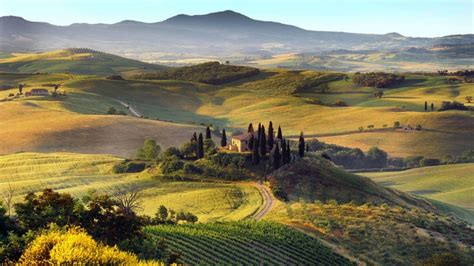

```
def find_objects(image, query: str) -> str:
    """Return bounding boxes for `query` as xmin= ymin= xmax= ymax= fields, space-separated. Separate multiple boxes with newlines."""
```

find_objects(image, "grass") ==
xmin=1 ymin=68 xmax=473 ymax=159
xmin=363 ymin=164 xmax=474 ymax=212
xmin=145 ymin=221 xmax=353 ymax=265
xmin=265 ymin=201 xmax=474 ymax=265
xmin=0 ymin=152 xmax=262 ymax=222
xmin=0 ymin=49 xmax=166 ymax=76
xmin=0 ymin=101 xmax=203 ymax=157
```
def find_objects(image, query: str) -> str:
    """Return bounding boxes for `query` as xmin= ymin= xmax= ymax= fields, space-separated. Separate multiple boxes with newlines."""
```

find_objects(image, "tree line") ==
xmin=352 ymin=72 xmax=405 ymax=88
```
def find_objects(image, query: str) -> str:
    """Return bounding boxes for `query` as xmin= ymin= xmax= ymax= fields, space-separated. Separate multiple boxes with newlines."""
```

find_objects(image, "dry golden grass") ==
xmin=0 ymin=102 xmax=203 ymax=157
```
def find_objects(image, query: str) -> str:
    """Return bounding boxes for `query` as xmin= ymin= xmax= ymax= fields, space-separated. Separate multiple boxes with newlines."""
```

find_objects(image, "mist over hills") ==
xmin=1 ymin=10 xmax=472 ymax=61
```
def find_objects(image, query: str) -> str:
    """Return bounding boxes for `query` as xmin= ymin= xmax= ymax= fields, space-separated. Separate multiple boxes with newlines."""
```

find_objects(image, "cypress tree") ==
xmin=298 ymin=132 xmax=305 ymax=158
xmin=221 ymin=129 xmax=227 ymax=147
xmin=197 ymin=133 xmax=204 ymax=158
xmin=273 ymin=143 xmax=281 ymax=170
xmin=192 ymin=132 xmax=198 ymax=142
xmin=277 ymin=126 xmax=283 ymax=140
xmin=252 ymin=138 xmax=260 ymax=165
xmin=248 ymin=123 xmax=254 ymax=133
xmin=424 ymin=101 xmax=428 ymax=111
xmin=205 ymin=126 xmax=212 ymax=139
xmin=306 ymin=143 xmax=309 ymax=152
xmin=267 ymin=121 xmax=274 ymax=149
xmin=281 ymin=139 xmax=288 ymax=164
xmin=249 ymin=134 xmax=255 ymax=150
xmin=260 ymin=125 xmax=267 ymax=156
xmin=286 ymin=140 xmax=291 ymax=163
xmin=431 ymin=103 xmax=434 ymax=111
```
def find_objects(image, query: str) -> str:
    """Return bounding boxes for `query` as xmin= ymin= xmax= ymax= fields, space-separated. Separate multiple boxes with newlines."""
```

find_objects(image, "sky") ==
xmin=0 ymin=0 xmax=472 ymax=37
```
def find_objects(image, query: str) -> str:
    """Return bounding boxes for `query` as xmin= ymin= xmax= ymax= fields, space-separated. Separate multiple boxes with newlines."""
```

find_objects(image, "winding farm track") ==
xmin=113 ymin=99 xmax=143 ymax=117
xmin=252 ymin=183 xmax=274 ymax=220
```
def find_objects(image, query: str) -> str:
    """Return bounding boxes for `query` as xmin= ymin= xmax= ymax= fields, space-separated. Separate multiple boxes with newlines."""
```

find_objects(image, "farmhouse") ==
xmin=26 ymin=88 xmax=49 ymax=96
xmin=229 ymin=132 xmax=258 ymax=152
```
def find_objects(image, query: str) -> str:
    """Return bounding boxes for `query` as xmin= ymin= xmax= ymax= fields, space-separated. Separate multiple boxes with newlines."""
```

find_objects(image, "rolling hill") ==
xmin=0 ymin=48 xmax=166 ymax=76
xmin=363 ymin=164 xmax=474 ymax=212
xmin=0 ymin=152 xmax=262 ymax=221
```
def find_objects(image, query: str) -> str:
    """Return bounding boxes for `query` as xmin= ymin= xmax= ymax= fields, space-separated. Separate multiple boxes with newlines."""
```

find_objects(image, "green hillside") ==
xmin=363 ymin=164 xmax=474 ymax=212
xmin=0 ymin=152 xmax=262 ymax=221
xmin=0 ymin=48 xmax=167 ymax=76
xmin=146 ymin=221 xmax=353 ymax=265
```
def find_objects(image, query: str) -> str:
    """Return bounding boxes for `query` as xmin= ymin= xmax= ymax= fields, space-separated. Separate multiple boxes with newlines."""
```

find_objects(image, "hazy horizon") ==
xmin=0 ymin=0 xmax=472 ymax=37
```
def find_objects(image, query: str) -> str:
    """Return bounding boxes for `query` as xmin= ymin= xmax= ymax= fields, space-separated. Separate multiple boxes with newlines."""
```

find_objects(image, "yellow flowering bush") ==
xmin=19 ymin=227 xmax=162 ymax=265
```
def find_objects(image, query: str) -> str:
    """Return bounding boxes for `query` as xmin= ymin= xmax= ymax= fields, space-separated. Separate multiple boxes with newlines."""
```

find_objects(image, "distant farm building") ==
xmin=26 ymin=88 xmax=49 ymax=96
xmin=401 ymin=125 xmax=414 ymax=131
xmin=229 ymin=132 xmax=256 ymax=152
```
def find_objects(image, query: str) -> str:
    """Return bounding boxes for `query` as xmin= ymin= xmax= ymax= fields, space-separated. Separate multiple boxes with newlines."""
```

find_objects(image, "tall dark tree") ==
xmin=424 ymin=101 xmax=428 ymax=111
xmin=220 ymin=129 xmax=227 ymax=147
xmin=18 ymin=84 xmax=24 ymax=94
xmin=252 ymin=138 xmax=260 ymax=165
xmin=259 ymin=125 xmax=267 ymax=156
xmin=273 ymin=143 xmax=281 ymax=170
xmin=306 ymin=143 xmax=309 ymax=152
xmin=191 ymin=132 xmax=198 ymax=142
xmin=281 ymin=139 xmax=288 ymax=164
xmin=248 ymin=123 xmax=254 ymax=133
xmin=286 ymin=140 xmax=291 ymax=163
xmin=205 ymin=126 xmax=212 ymax=139
xmin=431 ymin=103 xmax=434 ymax=111
xmin=197 ymin=133 xmax=204 ymax=158
xmin=277 ymin=126 xmax=283 ymax=140
xmin=249 ymin=134 xmax=255 ymax=150
xmin=267 ymin=121 xmax=274 ymax=149
xmin=298 ymin=132 xmax=305 ymax=158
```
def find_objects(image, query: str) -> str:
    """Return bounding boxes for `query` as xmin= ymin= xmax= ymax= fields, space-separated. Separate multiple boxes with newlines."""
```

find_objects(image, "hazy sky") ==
xmin=0 ymin=0 xmax=472 ymax=37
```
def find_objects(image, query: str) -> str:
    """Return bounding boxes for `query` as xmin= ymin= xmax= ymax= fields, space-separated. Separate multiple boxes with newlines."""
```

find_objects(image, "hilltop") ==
xmin=0 ymin=48 xmax=166 ymax=76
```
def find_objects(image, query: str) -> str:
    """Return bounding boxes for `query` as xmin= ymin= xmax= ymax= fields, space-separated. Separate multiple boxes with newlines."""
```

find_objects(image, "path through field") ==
xmin=114 ymin=99 xmax=142 ymax=117
xmin=252 ymin=183 xmax=274 ymax=220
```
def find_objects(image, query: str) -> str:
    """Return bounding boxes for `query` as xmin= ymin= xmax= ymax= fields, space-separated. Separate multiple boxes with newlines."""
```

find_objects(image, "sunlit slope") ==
xmin=364 ymin=163 xmax=474 ymax=211
xmin=0 ymin=49 xmax=166 ymax=75
xmin=0 ymin=102 xmax=202 ymax=157
xmin=0 ymin=152 xmax=262 ymax=221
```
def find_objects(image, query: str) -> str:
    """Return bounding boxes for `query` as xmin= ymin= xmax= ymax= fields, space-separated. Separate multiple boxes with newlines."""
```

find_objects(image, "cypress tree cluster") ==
xmin=277 ymin=126 xmax=283 ymax=140
xmin=248 ymin=123 xmax=254 ymax=133
xmin=259 ymin=125 xmax=267 ymax=156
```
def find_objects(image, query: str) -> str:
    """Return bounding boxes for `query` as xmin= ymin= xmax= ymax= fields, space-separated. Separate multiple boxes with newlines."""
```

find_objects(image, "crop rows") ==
xmin=145 ymin=221 xmax=353 ymax=265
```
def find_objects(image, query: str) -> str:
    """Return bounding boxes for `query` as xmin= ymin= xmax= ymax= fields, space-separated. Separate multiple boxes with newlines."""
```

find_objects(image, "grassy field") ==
xmin=145 ymin=221 xmax=352 ymax=265
xmin=0 ymin=152 xmax=262 ymax=221
xmin=0 ymin=49 xmax=166 ymax=76
xmin=363 ymin=164 xmax=474 ymax=212
xmin=1 ymin=65 xmax=473 ymax=159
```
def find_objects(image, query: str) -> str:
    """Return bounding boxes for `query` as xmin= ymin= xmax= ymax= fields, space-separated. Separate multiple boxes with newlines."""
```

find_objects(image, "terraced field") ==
xmin=146 ymin=221 xmax=353 ymax=265
xmin=0 ymin=152 xmax=262 ymax=221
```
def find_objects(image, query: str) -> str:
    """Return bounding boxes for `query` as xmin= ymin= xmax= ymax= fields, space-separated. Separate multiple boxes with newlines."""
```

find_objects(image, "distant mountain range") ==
xmin=1 ymin=10 xmax=472 ymax=60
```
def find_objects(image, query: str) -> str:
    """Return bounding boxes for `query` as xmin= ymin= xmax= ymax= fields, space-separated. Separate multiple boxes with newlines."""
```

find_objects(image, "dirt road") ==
xmin=252 ymin=182 xmax=274 ymax=220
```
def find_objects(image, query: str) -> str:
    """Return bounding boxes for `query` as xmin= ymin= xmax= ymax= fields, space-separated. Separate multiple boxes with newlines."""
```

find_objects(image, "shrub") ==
xmin=19 ymin=227 xmax=158 ymax=265
xmin=136 ymin=139 xmax=161 ymax=160
xmin=160 ymin=157 xmax=184 ymax=174
xmin=183 ymin=163 xmax=202 ymax=174
xmin=419 ymin=158 xmax=441 ymax=167
xmin=439 ymin=101 xmax=468 ymax=111
xmin=162 ymin=147 xmax=181 ymax=158
xmin=334 ymin=100 xmax=348 ymax=107
xmin=271 ymin=186 xmax=288 ymax=202
xmin=106 ymin=75 xmax=124 ymax=80
xmin=404 ymin=156 xmax=424 ymax=168
xmin=113 ymin=160 xmax=147 ymax=173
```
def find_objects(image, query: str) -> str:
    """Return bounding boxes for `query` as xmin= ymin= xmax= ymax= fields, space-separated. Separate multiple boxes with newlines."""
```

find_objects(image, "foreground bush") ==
xmin=20 ymin=227 xmax=161 ymax=265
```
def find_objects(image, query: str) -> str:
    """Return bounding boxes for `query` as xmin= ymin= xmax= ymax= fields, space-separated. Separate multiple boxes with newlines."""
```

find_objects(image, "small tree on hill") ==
xmin=18 ymin=84 xmax=24 ymax=94
xmin=136 ymin=138 xmax=161 ymax=160
xmin=466 ymin=96 xmax=473 ymax=103
xmin=431 ymin=103 xmax=434 ymax=111
xmin=374 ymin=90 xmax=384 ymax=98
xmin=298 ymin=132 xmax=305 ymax=158
xmin=252 ymin=138 xmax=260 ymax=165
xmin=424 ymin=101 xmax=428 ymax=111
xmin=220 ymin=129 xmax=227 ymax=147
xmin=393 ymin=121 xmax=400 ymax=128
xmin=205 ymin=126 xmax=212 ymax=139
xmin=273 ymin=143 xmax=281 ymax=170
xmin=197 ymin=133 xmax=204 ymax=158
xmin=277 ymin=126 xmax=283 ymax=140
